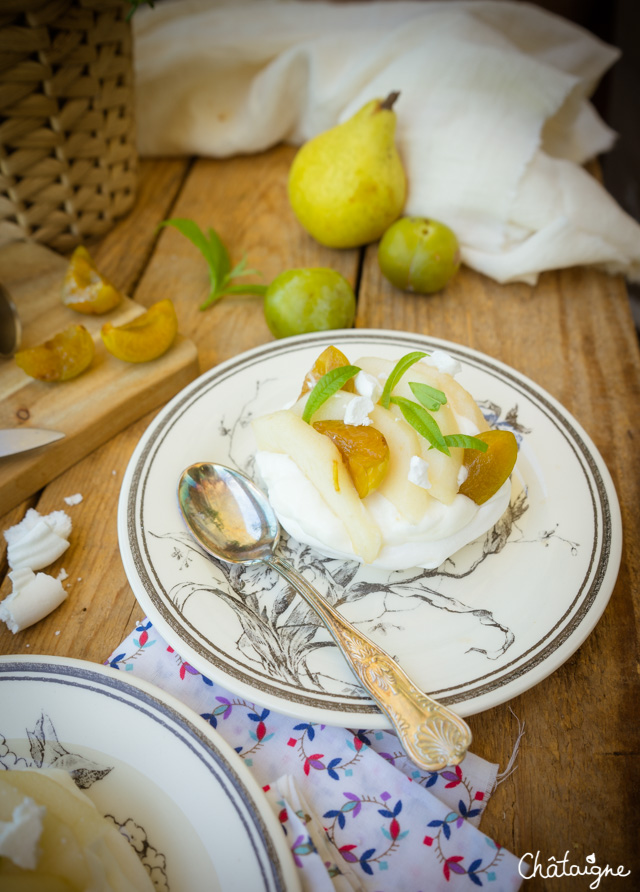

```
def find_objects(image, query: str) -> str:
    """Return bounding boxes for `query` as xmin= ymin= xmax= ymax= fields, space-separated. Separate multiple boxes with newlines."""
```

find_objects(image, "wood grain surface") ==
xmin=0 ymin=151 xmax=639 ymax=890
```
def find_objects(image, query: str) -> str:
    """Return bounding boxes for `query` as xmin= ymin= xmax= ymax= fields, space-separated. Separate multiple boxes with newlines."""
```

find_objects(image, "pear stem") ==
xmin=380 ymin=91 xmax=400 ymax=111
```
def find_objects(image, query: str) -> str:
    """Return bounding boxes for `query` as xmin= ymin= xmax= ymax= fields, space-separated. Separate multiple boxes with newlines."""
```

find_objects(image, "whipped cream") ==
xmin=255 ymin=451 xmax=510 ymax=570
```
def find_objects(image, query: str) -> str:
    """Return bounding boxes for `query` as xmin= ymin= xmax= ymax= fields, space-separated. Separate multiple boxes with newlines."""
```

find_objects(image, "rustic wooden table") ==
xmin=1 ymin=150 xmax=639 ymax=890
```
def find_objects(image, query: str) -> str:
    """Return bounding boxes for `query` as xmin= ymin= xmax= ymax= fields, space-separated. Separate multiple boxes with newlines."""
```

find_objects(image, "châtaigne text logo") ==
xmin=519 ymin=851 xmax=631 ymax=889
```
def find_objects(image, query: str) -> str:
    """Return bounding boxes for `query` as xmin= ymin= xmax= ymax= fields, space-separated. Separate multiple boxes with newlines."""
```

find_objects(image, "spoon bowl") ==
xmin=178 ymin=463 xmax=278 ymax=563
xmin=178 ymin=461 xmax=473 ymax=771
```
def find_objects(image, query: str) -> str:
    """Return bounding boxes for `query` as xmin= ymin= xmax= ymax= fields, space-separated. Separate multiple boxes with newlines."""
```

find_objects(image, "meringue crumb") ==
xmin=4 ymin=509 xmax=72 ymax=572
xmin=0 ymin=570 xmax=67 ymax=634
xmin=425 ymin=349 xmax=463 ymax=378
xmin=63 ymin=493 xmax=83 ymax=506
xmin=408 ymin=455 xmax=432 ymax=490
xmin=1 ymin=509 xmax=72 ymax=633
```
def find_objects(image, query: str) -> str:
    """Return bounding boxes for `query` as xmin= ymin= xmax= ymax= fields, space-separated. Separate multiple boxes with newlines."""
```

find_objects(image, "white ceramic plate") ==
xmin=0 ymin=656 xmax=299 ymax=892
xmin=118 ymin=330 xmax=622 ymax=726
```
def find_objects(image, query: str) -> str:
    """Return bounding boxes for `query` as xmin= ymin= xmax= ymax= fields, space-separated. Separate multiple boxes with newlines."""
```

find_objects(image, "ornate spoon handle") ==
xmin=266 ymin=555 xmax=472 ymax=771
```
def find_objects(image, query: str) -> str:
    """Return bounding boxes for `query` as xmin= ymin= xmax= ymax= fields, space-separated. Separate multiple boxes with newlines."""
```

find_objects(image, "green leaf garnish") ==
xmin=221 ymin=284 xmax=270 ymax=297
xmin=158 ymin=218 xmax=267 ymax=311
xmin=390 ymin=396 xmax=450 ymax=456
xmin=443 ymin=434 xmax=488 ymax=451
xmin=302 ymin=366 xmax=361 ymax=424
xmin=379 ymin=351 xmax=427 ymax=409
xmin=126 ymin=0 xmax=155 ymax=21
xmin=409 ymin=381 xmax=447 ymax=412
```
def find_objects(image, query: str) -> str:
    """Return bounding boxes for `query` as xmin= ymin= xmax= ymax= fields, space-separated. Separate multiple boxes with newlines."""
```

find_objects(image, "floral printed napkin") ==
xmin=106 ymin=619 xmax=524 ymax=891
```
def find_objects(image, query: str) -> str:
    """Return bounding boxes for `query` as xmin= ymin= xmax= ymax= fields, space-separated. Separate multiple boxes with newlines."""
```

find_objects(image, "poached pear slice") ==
xmin=252 ymin=409 xmax=382 ymax=563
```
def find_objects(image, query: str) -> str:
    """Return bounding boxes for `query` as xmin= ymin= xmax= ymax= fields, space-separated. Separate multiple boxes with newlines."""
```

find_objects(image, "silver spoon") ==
xmin=177 ymin=462 xmax=472 ymax=771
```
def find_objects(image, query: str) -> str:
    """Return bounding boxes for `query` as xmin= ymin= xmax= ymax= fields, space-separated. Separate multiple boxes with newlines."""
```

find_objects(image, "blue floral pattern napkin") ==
xmin=106 ymin=619 xmax=524 ymax=891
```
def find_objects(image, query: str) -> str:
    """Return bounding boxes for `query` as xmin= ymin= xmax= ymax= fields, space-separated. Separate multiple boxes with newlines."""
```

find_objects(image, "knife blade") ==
xmin=0 ymin=428 xmax=65 ymax=458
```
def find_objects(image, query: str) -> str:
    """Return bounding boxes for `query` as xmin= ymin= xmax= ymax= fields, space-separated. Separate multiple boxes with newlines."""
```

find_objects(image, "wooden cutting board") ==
xmin=0 ymin=242 xmax=200 ymax=515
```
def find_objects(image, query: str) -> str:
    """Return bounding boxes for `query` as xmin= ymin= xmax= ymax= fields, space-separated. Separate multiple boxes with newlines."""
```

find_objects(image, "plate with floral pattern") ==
xmin=117 ymin=330 xmax=622 ymax=726
xmin=0 ymin=656 xmax=299 ymax=891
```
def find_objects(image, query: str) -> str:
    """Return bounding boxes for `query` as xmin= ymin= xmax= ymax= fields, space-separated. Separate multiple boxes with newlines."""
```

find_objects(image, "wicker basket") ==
xmin=0 ymin=0 xmax=138 ymax=252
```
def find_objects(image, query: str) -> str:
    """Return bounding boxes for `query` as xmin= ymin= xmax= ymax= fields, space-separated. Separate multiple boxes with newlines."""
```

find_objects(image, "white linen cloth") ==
xmin=131 ymin=0 xmax=640 ymax=285
xmin=106 ymin=618 xmax=526 ymax=891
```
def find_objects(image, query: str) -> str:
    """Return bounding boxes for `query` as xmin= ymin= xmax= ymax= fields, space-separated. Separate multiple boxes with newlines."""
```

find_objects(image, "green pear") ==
xmin=288 ymin=93 xmax=406 ymax=249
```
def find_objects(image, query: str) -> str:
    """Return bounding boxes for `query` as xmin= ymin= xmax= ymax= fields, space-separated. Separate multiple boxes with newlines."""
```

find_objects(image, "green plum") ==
xmin=378 ymin=217 xmax=461 ymax=293
xmin=264 ymin=268 xmax=356 ymax=338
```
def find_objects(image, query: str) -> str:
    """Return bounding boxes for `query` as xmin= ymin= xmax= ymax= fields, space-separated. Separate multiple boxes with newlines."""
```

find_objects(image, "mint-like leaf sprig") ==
xmin=379 ymin=351 xmax=427 ymax=409
xmin=391 ymin=397 xmax=489 ymax=456
xmin=159 ymin=218 xmax=266 ymax=311
xmin=380 ymin=351 xmax=488 ymax=455
xmin=444 ymin=434 xmax=488 ymax=451
xmin=409 ymin=380 xmax=447 ymax=411
xmin=391 ymin=396 xmax=450 ymax=454
xmin=302 ymin=365 xmax=361 ymax=424
xmin=126 ymin=0 xmax=155 ymax=20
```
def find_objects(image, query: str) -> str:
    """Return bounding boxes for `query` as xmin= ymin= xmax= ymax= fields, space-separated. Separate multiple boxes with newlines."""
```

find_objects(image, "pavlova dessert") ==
xmin=253 ymin=346 xmax=517 ymax=570
xmin=0 ymin=768 xmax=154 ymax=889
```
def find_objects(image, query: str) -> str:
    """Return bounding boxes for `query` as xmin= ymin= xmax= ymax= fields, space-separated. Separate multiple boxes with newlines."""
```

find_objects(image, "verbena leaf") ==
xmin=443 ymin=434 xmax=488 ymax=451
xmin=235 ymin=267 xmax=263 ymax=279
xmin=221 ymin=284 xmax=268 ymax=296
xmin=126 ymin=0 xmax=154 ymax=21
xmin=379 ymin=352 xmax=427 ymax=408
xmin=160 ymin=217 xmax=265 ymax=312
xmin=207 ymin=227 xmax=231 ymax=282
xmin=302 ymin=366 xmax=361 ymax=423
xmin=229 ymin=256 xmax=248 ymax=277
xmin=159 ymin=218 xmax=214 ymax=268
xmin=409 ymin=381 xmax=447 ymax=412
xmin=228 ymin=256 xmax=262 ymax=279
xmin=390 ymin=396 xmax=450 ymax=455
xmin=199 ymin=292 xmax=224 ymax=311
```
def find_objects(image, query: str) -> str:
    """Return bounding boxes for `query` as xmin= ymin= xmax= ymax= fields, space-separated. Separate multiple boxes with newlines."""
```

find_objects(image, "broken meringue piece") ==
xmin=4 ymin=508 xmax=71 ymax=571
xmin=0 ymin=569 xmax=67 ymax=634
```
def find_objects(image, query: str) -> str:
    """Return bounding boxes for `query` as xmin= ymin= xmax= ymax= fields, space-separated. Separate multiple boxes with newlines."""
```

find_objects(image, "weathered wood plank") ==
xmin=132 ymin=146 xmax=359 ymax=370
xmin=0 ymin=157 xmax=193 ymax=645
xmin=357 ymin=243 xmax=640 ymax=889
xmin=1 ymin=146 xmax=638 ymax=890
xmin=0 ymin=146 xmax=359 ymax=656
xmin=0 ymin=413 xmax=153 ymax=661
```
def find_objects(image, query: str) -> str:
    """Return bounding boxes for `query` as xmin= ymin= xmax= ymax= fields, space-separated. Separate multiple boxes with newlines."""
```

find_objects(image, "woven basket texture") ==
xmin=0 ymin=0 xmax=138 ymax=252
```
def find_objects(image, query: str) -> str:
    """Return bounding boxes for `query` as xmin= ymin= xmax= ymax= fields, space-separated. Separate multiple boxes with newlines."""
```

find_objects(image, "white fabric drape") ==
xmin=132 ymin=0 xmax=640 ymax=285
